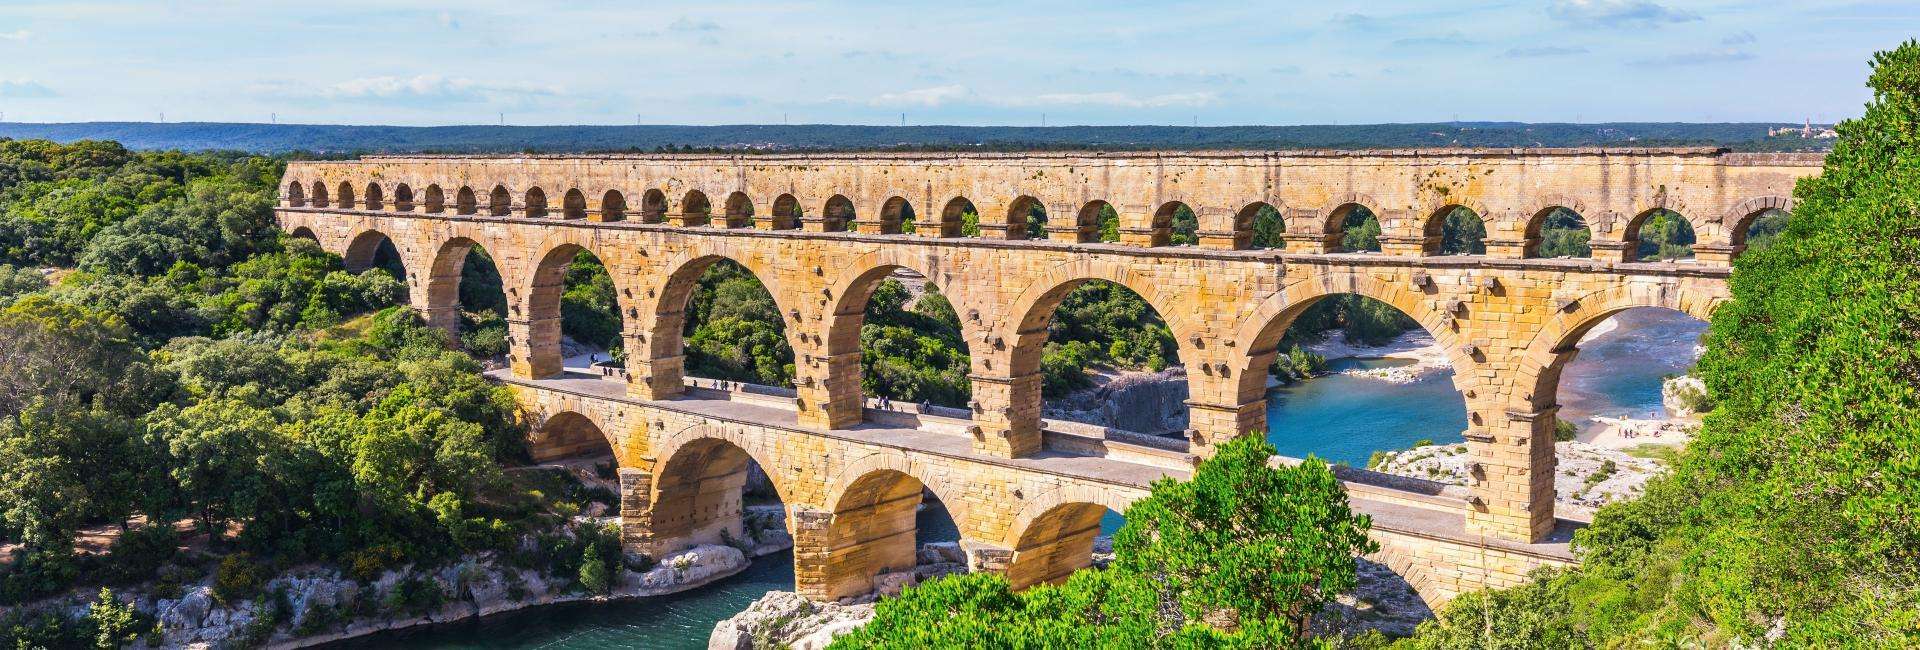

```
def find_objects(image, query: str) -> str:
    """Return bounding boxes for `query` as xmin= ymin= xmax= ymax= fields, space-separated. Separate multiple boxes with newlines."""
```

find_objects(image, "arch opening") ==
xmin=941 ymin=197 xmax=976 ymax=237
xmin=1021 ymin=279 xmax=1185 ymax=436
xmin=1332 ymin=204 xmax=1381 ymax=253
xmin=522 ymin=245 xmax=624 ymax=377
xmin=667 ymin=259 xmax=795 ymax=389
xmin=529 ymin=411 xmax=615 ymax=464
xmin=524 ymin=187 xmax=549 ymax=218
xmin=768 ymin=194 xmax=801 ymax=230
xmin=1083 ymin=201 xmax=1121 ymax=243
xmin=723 ymin=192 xmax=754 ymax=228
xmin=1734 ymin=208 xmax=1791 ymax=254
xmin=562 ymin=189 xmax=587 ymax=220
xmin=640 ymin=189 xmax=669 ymax=223
xmin=1528 ymin=207 xmax=1592 ymax=258
xmin=364 ymin=182 xmax=385 ymax=211
xmin=285 ymin=181 xmax=306 ymax=207
xmin=1431 ymin=205 xmax=1487 ymax=255
xmin=881 ymin=196 xmax=915 ymax=234
xmin=824 ymin=195 xmax=856 ymax=232
xmin=1240 ymin=202 xmax=1285 ymax=250
xmin=342 ymin=230 xmax=407 ymax=285
xmin=311 ymin=181 xmax=330 ymax=208
xmin=393 ymin=184 xmax=414 ymax=212
xmin=1006 ymin=502 xmax=1126 ymax=590
xmin=647 ymin=436 xmax=792 ymax=566
xmin=599 ymin=190 xmax=627 ymax=222
xmin=1539 ymin=307 xmax=1712 ymax=452
xmin=1011 ymin=195 xmax=1047 ymax=240
xmin=1628 ymin=209 xmax=1696 ymax=261
xmin=831 ymin=265 xmax=974 ymax=417
xmin=1157 ymin=201 xmax=1198 ymax=246
xmin=337 ymin=182 xmax=357 ymax=211
xmin=489 ymin=185 xmax=511 ymax=216
xmin=455 ymin=187 xmax=478 ymax=215
xmin=442 ymin=241 xmax=509 ymax=360
xmin=424 ymin=185 xmax=445 ymax=214
xmin=679 ymin=190 xmax=712 ymax=226
xmin=823 ymin=469 xmax=962 ymax=600
xmin=288 ymin=226 xmax=318 ymax=241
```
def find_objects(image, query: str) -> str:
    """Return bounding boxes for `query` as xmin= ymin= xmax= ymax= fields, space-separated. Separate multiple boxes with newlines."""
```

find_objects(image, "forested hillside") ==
xmin=0 ymin=121 xmax=1833 ymax=154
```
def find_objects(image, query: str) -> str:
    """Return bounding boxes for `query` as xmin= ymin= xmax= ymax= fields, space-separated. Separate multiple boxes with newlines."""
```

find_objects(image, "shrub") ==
xmin=212 ymin=553 xmax=267 ymax=605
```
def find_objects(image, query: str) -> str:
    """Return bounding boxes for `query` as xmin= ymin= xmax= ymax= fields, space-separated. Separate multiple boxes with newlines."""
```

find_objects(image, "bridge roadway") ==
xmin=496 ymin=357 xmax=1577 ymax=607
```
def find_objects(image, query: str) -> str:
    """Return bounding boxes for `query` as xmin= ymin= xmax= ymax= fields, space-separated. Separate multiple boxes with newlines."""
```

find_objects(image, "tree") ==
xmin=145 ymin=399 xmax=277 ymax=548
xmin=836 ymin=436 xmax=1375 ymax=647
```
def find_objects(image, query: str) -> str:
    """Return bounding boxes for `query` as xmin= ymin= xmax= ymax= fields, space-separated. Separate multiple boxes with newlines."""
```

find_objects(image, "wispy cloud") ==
xmin=871 ymin=84 xmax=970 ymax=107
xmin=255 ymin=75 xmax=563 ymax=105
xmin=1504 ymin=45 xmax=1590 ymax=58
xmin=0 ymin=29 xmax=31 ymax=42
xmin=1332 ymin=13 xmax=1380 ymax=29
xmin=0 ymin=78 xmax=55 ymax=98
xmin=1547 ymin=0 xmax=1700 ymax=28
xmin=1633 ymin=49 xmax=1755 ymax=67
xmin=669 ymin=16 xmax=722 ymax=32
xmin=1722 ymin=31 xmax=1757 ymax=45
xmin=1009 ymin=92 xmax=1219 ymax=109
xmin=1394 ymin=32 xmax=1475 ymax=47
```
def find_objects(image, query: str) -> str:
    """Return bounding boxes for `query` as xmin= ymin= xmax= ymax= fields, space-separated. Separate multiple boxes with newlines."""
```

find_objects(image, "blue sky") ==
xmin=0 ymin=1 xmax=1912 ymax=126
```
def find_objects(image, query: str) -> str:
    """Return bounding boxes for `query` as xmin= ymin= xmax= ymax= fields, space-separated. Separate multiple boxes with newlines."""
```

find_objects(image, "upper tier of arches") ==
xmin=279 ymin=151 xmax=1820 ymax=265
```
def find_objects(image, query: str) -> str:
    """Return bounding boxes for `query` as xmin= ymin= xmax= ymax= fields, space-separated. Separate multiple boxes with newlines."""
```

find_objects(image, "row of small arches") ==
xmin=284 ymin=179 xmax=1785 ymax=258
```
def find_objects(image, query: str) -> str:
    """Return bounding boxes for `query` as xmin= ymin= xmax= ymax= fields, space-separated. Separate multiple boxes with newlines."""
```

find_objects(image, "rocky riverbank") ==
xmin=1044 ymin=367 xmax=1190 ymax=435
xmin=1371 ymin=440 xmax=1671 ymax=518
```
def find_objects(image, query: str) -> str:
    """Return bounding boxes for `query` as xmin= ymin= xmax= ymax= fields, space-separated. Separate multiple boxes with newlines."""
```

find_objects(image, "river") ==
xmin=371 ymin=308 xmax=1705 ymax=649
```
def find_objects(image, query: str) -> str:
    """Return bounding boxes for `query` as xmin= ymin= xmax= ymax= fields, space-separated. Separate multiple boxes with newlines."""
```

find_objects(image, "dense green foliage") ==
xmin=834 ymin=436 xmax=1375 ymax=648
xmin=681 ymin=260 xmax=795 ymax=386
xmin=1438 ymin=207 xmax=1486 ymax=255
xmin=1535 ymin=208 xmax=1592 ymax=258
xmin=1404 ymin=42 xmax=1920 ymax=647
xmin=1633 ymin=209 xmax=1696 ymax=261
xmin=0 ymin=140 xmax=623 ymax=633
xmin=861 ymin=279 xmax=971 ymax=407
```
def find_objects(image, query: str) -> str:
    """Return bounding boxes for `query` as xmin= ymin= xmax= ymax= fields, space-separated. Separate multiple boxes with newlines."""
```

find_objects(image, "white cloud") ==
xmin=1633 ymin=49 xmax=1755 ymax=67
xmin=1007 ymin=92 xmax=1219 ymax=109
xmin=872 ymin=84 xmax=971 ymax=107
xmin=1547 ymin=0 xmax=1700 ymax=28
xmin=283 ymin=75 xmax=563 ymax=104
xmin=0 ymin=29 xmax=31 ymax=41
xmin=0 ymin=78 xmax=55 ymax=98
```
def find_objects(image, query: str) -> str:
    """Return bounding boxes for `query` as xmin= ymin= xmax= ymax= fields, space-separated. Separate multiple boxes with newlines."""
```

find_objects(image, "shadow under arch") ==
xmin=1003 ymin=488 xmax=1133 ymax=590
xmin=287 ymin=226 xmax=318 ymax=241
xmin=646 ymin=425 xmax=795 ymax=559
xmin=529 ymin=410 xmax=615 ymax=463
xmin=820 ymin=251 xmax=980 ymax=421
xmin=816 ymin=454 xmax=969 ymax=600
xmin=342 ymin=228 xmax=407 ymax=279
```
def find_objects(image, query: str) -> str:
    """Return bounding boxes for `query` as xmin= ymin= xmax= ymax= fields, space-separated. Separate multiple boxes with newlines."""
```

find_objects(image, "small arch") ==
xmin=524 ymin=187 xmax=549 ymax=218
xmin=311 ymin=181 xmax=330 ymax=208
xmin=1155 ymin=201 xmax=1197 ymax=246
xmin=935 ymin=197 xmax=976 ymax=237
xmin=823 ymin=194 xmax=856 ymax=232
xmin=288 ymin=226 xmax=318 ymax=241
xmin=342 ymin=229 xmax=407 ymax=283
xmin=529 ymin=411 xmax=613 ymax=463
xmin=1624 ymin=208 xmax=1696 ymax=261
xmin=364 ymin=182 xmax=385 ymax=211
xmin=679 ymin=190 xmax=712 ymax=226
xmin=1526 ymin=207 xmax=1592 ymax=258
xmin=768 ymin=194 xmax=801 ymax=230
xmin=879 ymin=196 xmax=914 ymax=234
xmin=641 ymin=189 xmax=669 ymax=223
xmin=599 ymin=190 xmax=627 ymax=222
xmin=489 ymin=185 xmax=511 ymax=216
xmin=285 ymin=181 xmax=306 ymax=207
xmin=423 ymin=185 xmax=446 ymax=214
xmin=1239 ymin=201 xmax=1285 ymax=249
xmin=336 ymin=182 xmax=357 ymax=211
xmin=1010 ymin=195 xmax=1047 ymax=240
xmin=1428 ymin=205 xmax=1487 ymax=255
xmin=723 ymin=191 xmax=754 ymax=228
xmin=455 ymin=186 xmax=477 ymax=215
xmin=1080 ymin=200 xmax=1119 ymax=243
xmin=393 ymin=184 xmax=414 ymax=212
xmin=821 ymin=466 xmax=956 ymax=600
xmin=1005 ymin=499 xmax=1126 ymax=590
xmin=561 ymin=189 xmax=587 ymax=220
xmin=1725 ymin=196 xmax=1794 ymax=253
xmin=1331 ymin=203 xmax=1382 ymax=253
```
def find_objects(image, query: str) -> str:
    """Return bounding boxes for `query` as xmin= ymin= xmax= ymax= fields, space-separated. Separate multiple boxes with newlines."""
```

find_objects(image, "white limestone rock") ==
xmin=1662 ymin=374 xmax=1711 ymax=417
xmin=709 ymin=590 xmax=876 ymax=650
xmin=1371 ymin=441 xmax=1669 ymax=517
xmin=624 ymin=544 xmax=747 ymax=595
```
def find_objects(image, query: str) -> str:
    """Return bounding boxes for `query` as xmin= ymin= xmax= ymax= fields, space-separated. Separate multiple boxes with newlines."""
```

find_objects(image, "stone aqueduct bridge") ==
xmin=276 ymin=148 xmax=1821 ymax=605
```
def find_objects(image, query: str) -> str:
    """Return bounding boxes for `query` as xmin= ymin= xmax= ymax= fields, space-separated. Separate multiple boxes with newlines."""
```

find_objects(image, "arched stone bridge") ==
xmin=276 ymin=148 xmax=1820 ymax=605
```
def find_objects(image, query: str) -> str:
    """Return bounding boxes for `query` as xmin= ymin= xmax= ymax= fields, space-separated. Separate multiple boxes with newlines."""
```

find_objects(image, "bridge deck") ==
xmin=488 ymin=359 xmax=1579 ymax=563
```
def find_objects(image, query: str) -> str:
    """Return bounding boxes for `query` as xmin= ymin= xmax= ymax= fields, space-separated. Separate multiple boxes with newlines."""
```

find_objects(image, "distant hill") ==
xmin=0 ymin=121 xmax=1836 ymax=154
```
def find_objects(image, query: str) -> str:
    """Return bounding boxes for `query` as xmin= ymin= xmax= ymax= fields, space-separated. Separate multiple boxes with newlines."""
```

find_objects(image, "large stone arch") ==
xmin=1722 ymin=195 xmax=1794 ymax=249
xmin=629 ymin=244 xmax=800 ymax=401
xmin=419 ymin=227 xmax=511 ymax=338
xmin=817 ymin=250 xmax=983 ymax=427
xmin=812 ymin=452 xmax=972 ymax=600
xmin=1002 ymin=485 xmax=1136 ymax=590
xmin=1511 ymin=282 xmax=1722 ymax=413
xmin=1225 ymin=268 xmax=1465 ymax=438
xmin=341 ymin=228 xmax=406 ymax=277
xmin=641 ymin=423 xmax=796 ymax=556
xmin=508 ymin=231 xmax=633 ymax=379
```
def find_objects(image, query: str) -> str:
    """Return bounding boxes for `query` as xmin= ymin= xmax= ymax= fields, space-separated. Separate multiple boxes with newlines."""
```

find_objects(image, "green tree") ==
xmin=1535 ymin=208 xmax=1592 ymax=258
xmin=145 ymin=399 xmax=277 ymax=548
xmin=1341 ymin=207 xmax=1382 ymax=252
xmin=1438 ymin=207 xmax=1487 ymax=254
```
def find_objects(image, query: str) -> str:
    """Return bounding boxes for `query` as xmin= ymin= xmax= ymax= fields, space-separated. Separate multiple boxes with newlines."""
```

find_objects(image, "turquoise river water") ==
xmin=353 ymin=308 xmax=1705 ymax=649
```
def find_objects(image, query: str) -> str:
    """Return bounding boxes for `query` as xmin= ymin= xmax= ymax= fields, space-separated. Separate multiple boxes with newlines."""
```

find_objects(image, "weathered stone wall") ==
xmin=276 ymin=149 xmax=1817 ymax=596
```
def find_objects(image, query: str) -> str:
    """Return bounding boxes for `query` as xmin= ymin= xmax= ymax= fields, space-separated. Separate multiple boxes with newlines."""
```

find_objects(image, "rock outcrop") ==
xmin=1045 ymin=368 xmax=1189 ymax=435
xmin=1371 ymin=441 xmax=1668 ymax=517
